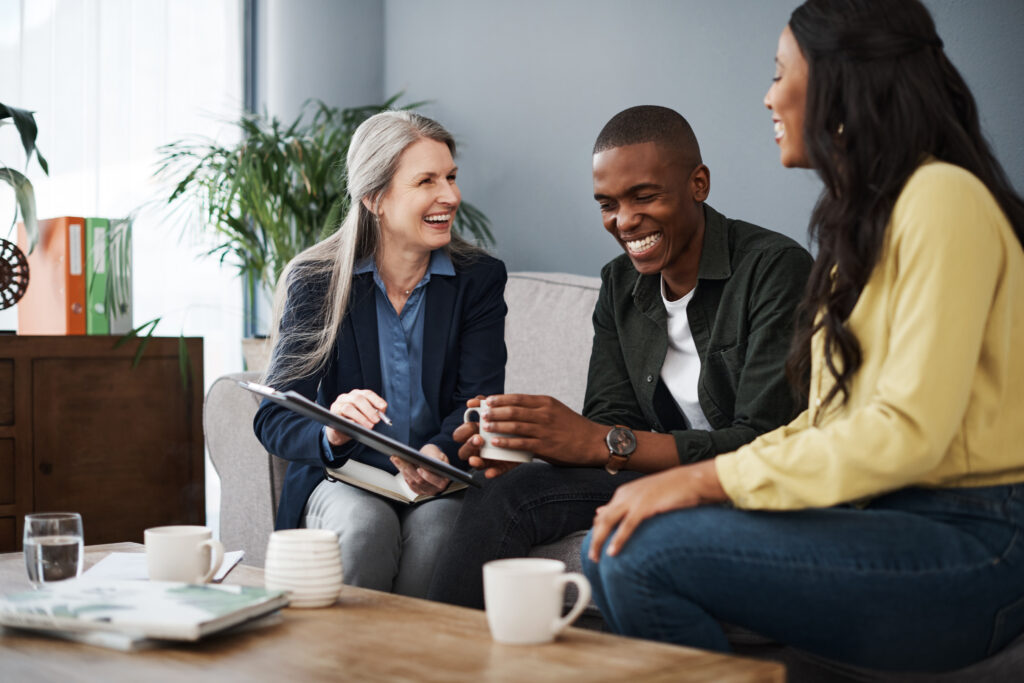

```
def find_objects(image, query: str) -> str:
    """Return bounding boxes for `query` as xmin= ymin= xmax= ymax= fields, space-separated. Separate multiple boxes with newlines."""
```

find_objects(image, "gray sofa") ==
xmin=205 ymin=271 xmax=601 ymax=570
xmin=205 ymin=270 xmax=1023 ymax=681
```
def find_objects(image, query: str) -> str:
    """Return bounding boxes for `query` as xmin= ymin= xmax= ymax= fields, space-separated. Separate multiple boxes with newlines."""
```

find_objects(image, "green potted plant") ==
xmin=156 ymin=95 xmax=494 ymax=369
xmin=1 ymin=102 xmax=48 ymax=252
xmin=0 ymin=103 xmax=47 ymax=316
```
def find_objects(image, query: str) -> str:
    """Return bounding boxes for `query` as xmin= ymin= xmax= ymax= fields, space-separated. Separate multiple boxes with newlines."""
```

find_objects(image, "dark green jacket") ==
xmin=582 ymin=204 xmax=813 ymax=464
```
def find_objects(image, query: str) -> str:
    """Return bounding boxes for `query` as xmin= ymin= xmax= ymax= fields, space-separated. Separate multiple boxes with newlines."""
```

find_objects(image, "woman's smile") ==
xmin=764 ymin=26 xmax=810 ymax=168
xmin=423 ymin=211 xmax=454 ymax=229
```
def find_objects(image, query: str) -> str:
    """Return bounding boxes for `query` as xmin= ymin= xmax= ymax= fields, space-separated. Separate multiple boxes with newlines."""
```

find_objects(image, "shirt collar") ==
xmin=354 ymin=248 xmax=455 ymax=287
xmin=631 ymin=203 xmax=730 ymax=306
xmin=427 ymin=248 xmax=456 ymax=277
xmin=696 ymin=204 xmax=731 ymax=281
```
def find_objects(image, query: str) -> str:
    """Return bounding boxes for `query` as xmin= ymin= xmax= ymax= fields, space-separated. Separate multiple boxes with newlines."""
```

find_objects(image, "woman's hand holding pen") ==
xmin=325 ymin=389 xmax=389 ymax=447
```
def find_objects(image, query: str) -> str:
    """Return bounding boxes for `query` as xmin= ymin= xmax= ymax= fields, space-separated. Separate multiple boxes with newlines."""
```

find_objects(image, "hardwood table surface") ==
xmin=0 ymin=543 xmax=784 ymax=682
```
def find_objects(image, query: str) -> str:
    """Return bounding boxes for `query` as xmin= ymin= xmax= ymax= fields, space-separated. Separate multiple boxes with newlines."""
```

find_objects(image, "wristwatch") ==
xmin=604 ymin=425 xmax=637 ymax=475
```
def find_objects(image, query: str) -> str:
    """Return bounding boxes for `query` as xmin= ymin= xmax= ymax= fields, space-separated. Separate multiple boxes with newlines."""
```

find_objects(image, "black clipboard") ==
xmin=239 ymin=381 xmax=479 ymax=488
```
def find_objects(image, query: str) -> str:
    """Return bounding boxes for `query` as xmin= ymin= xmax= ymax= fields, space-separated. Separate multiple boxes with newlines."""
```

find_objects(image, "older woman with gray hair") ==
xmin=254 ymin=111 xmax=507 ymax=597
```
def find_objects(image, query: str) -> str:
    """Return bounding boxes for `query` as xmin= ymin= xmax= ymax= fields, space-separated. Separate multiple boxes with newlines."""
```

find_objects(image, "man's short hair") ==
xmin=593 ymin=105 xmax=702 ymax=164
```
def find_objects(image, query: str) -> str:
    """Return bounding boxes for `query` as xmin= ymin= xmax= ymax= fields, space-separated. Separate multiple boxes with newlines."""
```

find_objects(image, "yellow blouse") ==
xmin=716 ymin=161 xmax=1024 ymax=509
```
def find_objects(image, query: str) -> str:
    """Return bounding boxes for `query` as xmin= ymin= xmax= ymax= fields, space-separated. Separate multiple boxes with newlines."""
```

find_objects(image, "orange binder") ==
xmin=16 ymin=217 xmax=87 ymax=335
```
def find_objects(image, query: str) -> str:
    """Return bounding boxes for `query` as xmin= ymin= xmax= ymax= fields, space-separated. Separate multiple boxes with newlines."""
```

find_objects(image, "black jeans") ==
xmin=426 ymin=462 xmax=643 ymax=608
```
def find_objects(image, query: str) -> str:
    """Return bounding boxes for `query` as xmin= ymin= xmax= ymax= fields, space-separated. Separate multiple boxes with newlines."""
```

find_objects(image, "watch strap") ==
xmin=604 ymin=424 xmax=635 ymax=475
xmin=605 ymin=452 xmax=629 ymax=475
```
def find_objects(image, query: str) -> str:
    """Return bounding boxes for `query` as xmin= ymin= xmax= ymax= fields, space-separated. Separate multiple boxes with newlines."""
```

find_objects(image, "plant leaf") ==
xmin=0 ymin=102 xmax=48 ymax=173
xmin=0 ymin=167 xmax=39 ymax=252
xmin=178 ymin=334 xmax=191 ymax=389
xmin=456 ymin=200 xmax=495 ymax=246
xmin=318 ymin=197 xmax=346 ymax=242
xmin=113 ymin=317 xmax=160 ymax=349
xmin=131 ymin=334 xmax=153 ymax=368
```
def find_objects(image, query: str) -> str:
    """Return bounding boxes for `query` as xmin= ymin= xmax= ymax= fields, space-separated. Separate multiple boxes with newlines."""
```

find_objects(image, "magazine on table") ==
xmin=0 ymin=578 xmax=288 ymax=644
xmin=0 ymin=611 xmax=283 ymax=652
xmin=238 ymin=381 xmax=479 ymax=500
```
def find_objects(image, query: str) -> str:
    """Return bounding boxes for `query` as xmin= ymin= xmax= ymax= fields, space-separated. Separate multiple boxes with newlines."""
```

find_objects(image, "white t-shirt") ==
xmin=660 ymin=278 xmax=712 ymax=431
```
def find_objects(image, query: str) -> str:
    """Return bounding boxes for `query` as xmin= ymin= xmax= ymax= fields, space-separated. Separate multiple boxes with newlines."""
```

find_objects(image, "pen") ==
xmin=376 ymin=410 xmax=393 ymax=426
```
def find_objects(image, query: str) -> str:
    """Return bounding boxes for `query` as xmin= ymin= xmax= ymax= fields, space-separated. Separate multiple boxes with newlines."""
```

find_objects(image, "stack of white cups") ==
xmin=264 ymin=529 xmax=343 ymax=608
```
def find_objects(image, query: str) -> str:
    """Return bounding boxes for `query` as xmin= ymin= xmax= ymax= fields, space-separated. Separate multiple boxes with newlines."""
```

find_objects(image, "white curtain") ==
xmin=0 ymin=0 xmax=246 ymax=528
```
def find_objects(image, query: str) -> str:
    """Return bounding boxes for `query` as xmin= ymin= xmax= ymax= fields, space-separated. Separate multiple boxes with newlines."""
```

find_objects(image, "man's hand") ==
xmin=325 ymin=389 xmax=387 ymax=447
xmin=390 ymin=444 xmax=451 ymax=497
xmin=454 ymin=397 xmax=521 ymax=478
xmin=481 ymin=394 xmax=607 ymax=467
xmin=587 ymin=459 xmax=728 ymax=561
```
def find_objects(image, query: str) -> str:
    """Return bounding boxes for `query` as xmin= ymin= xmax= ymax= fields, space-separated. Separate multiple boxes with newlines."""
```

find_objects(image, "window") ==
xmin=1 ymin=0 xmax=246 ymax=528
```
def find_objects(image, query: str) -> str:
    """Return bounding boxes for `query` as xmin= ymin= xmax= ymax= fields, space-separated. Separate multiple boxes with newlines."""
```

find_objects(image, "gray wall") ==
xmin=259 ymin=0 xmax=1024 ymax=275
xmin=256 ymin=0 xmax=384 ymax=122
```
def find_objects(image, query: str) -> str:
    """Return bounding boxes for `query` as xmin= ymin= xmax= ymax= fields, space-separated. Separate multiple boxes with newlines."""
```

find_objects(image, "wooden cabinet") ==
xmin=0 ymin=336 xmax=204 ymax=551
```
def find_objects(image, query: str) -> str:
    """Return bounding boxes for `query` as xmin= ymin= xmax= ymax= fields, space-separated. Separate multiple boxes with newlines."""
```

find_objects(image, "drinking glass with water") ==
xmin=23 ymin=512 xmax=84 ymax=587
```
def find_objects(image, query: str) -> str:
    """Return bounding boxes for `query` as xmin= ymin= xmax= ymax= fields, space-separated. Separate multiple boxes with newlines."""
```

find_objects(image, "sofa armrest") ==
xmin=204 ymin=371 xmax=284 ymax=566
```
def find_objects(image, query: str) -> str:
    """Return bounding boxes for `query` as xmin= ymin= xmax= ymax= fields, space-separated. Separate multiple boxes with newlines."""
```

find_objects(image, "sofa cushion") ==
xmin=504 ymin=272 xmax=600 ymax=412
xmin=528 ymin=530 xmax=588 ymax=571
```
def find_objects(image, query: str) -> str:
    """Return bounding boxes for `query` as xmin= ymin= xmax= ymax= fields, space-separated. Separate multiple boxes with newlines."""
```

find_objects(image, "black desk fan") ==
xmin=0 ymin=238 xmax=29 ymax=310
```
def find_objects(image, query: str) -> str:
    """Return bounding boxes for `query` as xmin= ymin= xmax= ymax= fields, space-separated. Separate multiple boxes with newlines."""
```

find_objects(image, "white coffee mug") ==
xmin=464 ymin=404 xmax=534 ymax=463
xmin=145 ymin=525 xmax=224 ymax=583
xmin=483 ymin=558 xmax=591 ymax=644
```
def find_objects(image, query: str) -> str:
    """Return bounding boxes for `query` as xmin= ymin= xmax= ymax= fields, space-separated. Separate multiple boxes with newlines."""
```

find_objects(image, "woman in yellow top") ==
xmin=581 ymin=0 xmax=1024 ymax=673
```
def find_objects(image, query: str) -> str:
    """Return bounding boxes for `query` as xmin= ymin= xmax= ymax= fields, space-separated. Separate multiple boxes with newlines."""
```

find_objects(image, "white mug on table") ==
xmin=145 ymin=525 xmax=224 ymax=583
xmin=483 ymin=558 xmax=591 ymax=644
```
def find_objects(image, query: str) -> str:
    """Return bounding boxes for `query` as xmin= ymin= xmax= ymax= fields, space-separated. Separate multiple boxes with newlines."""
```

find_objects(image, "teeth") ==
xmin=424 ymin=214 xmax=451 ymax=224
xmin=625 ymin=233 xmax=661 ymax=253
xmin=774 ymin=121 xmax=785 ymax=140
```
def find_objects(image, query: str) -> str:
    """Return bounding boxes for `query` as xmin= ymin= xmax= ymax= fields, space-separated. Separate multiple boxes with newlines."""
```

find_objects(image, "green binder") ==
xmin=85 ymin=217 xmax=110 ymax=334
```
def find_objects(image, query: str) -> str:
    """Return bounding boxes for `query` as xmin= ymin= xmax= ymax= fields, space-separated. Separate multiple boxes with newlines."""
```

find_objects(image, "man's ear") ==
xmin=690 ymin=164 xmax=711 ymax=202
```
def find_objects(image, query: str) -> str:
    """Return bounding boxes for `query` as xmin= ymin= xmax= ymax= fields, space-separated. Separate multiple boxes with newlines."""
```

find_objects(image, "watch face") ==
xmin=608 ymin=427 xmax=637 ymax=456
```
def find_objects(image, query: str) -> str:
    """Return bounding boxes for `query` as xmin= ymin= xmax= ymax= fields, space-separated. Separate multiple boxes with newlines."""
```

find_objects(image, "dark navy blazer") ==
xmin=253 ymin=254 xmax=508 ymax=530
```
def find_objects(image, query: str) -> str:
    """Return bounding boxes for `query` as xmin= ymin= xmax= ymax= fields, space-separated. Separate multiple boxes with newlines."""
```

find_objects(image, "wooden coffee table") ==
xmin=0 ymin=543 xmax=784 ymax=682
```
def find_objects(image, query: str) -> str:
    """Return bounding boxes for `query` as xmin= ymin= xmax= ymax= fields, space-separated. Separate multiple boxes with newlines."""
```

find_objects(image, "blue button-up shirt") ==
xmin=321 ymin=249 xmax=455 ymax=472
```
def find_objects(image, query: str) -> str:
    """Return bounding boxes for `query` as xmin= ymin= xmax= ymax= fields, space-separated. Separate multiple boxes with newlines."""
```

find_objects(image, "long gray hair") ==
xmin=263 ymin=110 xmax=481 ymax=388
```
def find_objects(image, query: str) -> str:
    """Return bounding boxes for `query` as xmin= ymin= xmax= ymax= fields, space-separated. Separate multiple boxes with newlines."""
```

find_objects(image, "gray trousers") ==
xmin=303 ymin=478 xmax=464 ymax=598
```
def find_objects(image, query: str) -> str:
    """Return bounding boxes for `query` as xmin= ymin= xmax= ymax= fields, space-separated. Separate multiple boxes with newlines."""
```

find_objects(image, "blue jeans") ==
xmin=581 ymin=484 xmax=1024 ymax=672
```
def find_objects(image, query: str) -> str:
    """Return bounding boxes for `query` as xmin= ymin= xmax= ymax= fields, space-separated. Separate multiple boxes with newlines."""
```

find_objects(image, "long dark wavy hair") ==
xmin=784 ymin=0 xmax=1024 ymax=411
